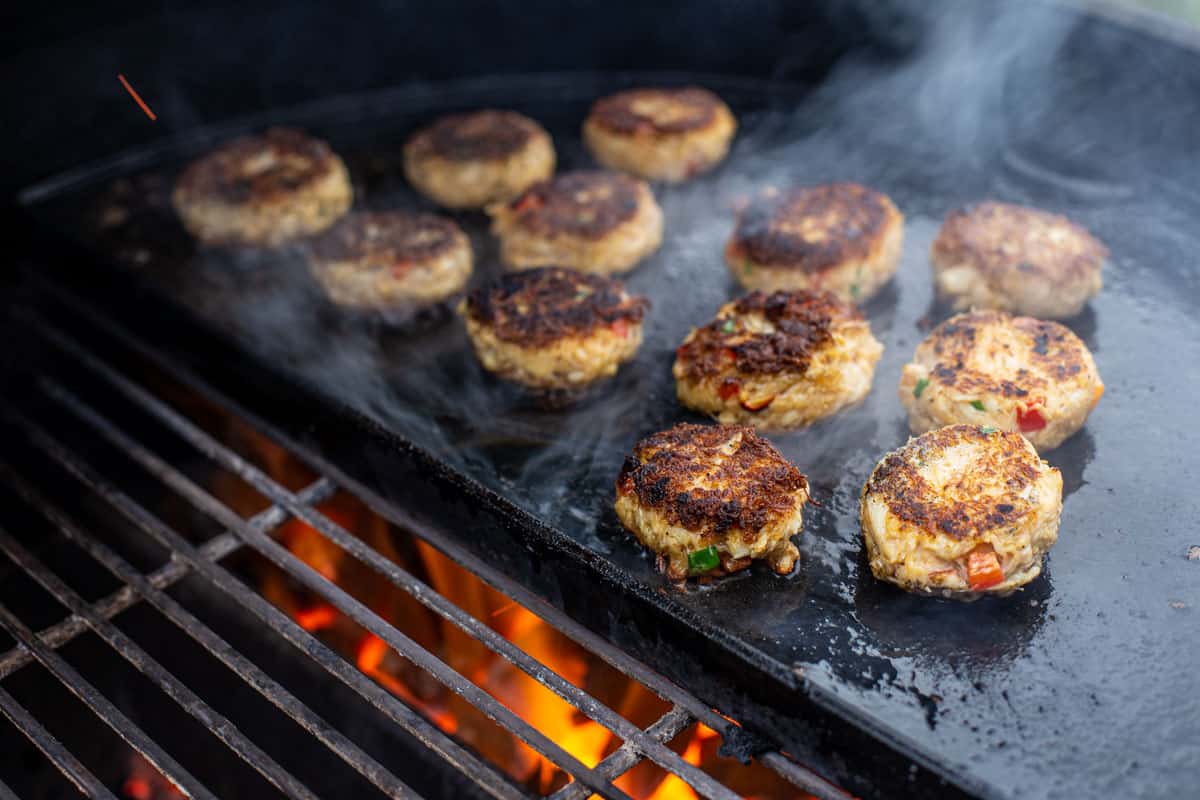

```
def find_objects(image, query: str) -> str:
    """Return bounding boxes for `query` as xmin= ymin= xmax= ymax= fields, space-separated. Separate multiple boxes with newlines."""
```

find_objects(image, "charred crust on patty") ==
xmin=925 ymin=310 xmax=1091 ymax=397
xmin=464 ymin=267 xmax=647 ymax=347
xmin=503 ymin=172 xmax=642 ymax=240
xmin=615 ymin=423 xmax=808 ymax=536
xmin=310 ymin=212 xmax=463 ymax=267
xmin=730 ymin=183 xmax=893 ymax=271
xmin=932 ymin=202 xmax=1108 ymax=286
xmin=409 ymin=110 xmax=541 ymax=162
xmin=676 ymin=291 xmax=850 ymax=379
xmin=174 ymin=128 xmax=341 ymax=206
xmin=587 ymin=87 xmax=720 ymax=135
xmin=864 ymin=426 xmax=1042 ymax=541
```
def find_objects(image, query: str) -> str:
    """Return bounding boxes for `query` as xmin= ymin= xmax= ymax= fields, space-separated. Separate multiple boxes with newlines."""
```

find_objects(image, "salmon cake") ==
xmin=673 ymin=290 xmax=882 ymax=430
xmin=487 ymin=171 xmax=663 ymax=274
xmin=861 ymin=425 xmax=1062 ymax=600
xmin=460 ymin=267 xmax=648 ymax=390
xmin=307 ymin=211 xmax=472 ymax=309
xmin=615 ymin=423 xmax=809 ymax=580
xmin=725 ymin=183 xmax=904 ymax=303
xmin=899 ymin=310 xmax=1103 ymax=451
xmin=931 ymin=202 xmax=1106 ymax=318
xmin=582 ymin=86 xmax=737 ymax=182
xmin=172 ymin=127 xmax=352 ymax=247
xmin=403 ymin=110 xmax=555 ymax=209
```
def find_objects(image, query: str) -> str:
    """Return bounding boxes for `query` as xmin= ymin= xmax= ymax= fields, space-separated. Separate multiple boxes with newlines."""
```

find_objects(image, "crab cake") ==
xmin=931 ymin=202 xmax=1106 ymax=319
xmin=674 ymin=290 xmax=882 ymax=430
xmin=615 ymin=423 xmax=809 ymax=580
xmin=403 ymin=110 xmax=555 ymax=209
xmin=172 ymin=128 xmax=352 ymax=247
xmin=461 ymin=267 xmax=647 ymax=390
xmin=307 ymin=211 xmax=472 ymax=309
xmin=899 ymin=310 xmax=1103 ymax=452
xmin=861 ymin=425 xmax=1062 ymax=599
xmin=725 ymin=183 xmax=903 ymax=303
xmin=582 ymin=86 xmax=737 ymax=182
xmin=487 ymin=171 xmax=663 ymax=274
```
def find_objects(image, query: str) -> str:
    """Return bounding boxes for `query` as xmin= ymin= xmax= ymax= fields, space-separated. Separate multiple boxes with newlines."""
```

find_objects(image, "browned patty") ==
xmin=310 ymin=211 xmax=462 ymax=267
xmin=408 ymin=110 xmax=540 ymax=162
xmin=616 ymin=423 xmax=808 ymax=534
xmin=729 ymin=183 xmax=894 ymax=271
xmin=674 ymin=291 xmax=850 ymax=380
xmin=463 ymin=267 xmax=648 ymax=347
xmin=923 ymin=310 xmax=1093 ymax=400
xmin=587 ymin=87 xmax=721 ymax=135
xmin=864 ymin=425 xmax=1043 ymax=541
xmin=932 ymin=202 xmax=1108 ymax=288
xmin=174 ymin=128 xmax=341 ymax=207
xmin=500 ymin=171 xmax=643 ymax=240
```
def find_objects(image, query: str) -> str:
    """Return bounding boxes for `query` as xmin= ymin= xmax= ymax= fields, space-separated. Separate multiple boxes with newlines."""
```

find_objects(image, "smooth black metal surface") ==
xmin=9 ymin=5 xmax=1200 ymax=799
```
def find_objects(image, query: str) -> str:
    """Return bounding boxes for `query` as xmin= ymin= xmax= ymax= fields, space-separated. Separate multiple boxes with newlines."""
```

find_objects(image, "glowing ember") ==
xmin=293 ymin=604 xmax=338 ymax=632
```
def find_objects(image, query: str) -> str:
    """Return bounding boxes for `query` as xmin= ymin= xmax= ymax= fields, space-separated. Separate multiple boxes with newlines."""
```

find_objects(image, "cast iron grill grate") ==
xmin=0 ymin=304 xmax=843 ymax=800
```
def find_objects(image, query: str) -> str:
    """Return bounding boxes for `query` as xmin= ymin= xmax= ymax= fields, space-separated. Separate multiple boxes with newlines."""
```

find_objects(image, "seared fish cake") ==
xmin=487 ymin=171 xmax=663 ymax=274
xmin=172 ymin=127 xmax=352 ymax=247
xmin=615 ymin=423 xmax=809 ymax=580
xmin=403 ymin=110 xmax=555 ymax=209
xmin=725 ymin=183 xmax=903 ymax=303
xmin=582 ymin=86 xmax=737 ymax=182
xmin=899 ymin=310 xmax=1103 ymax=452
xmin=307 ymin=212 xmax=472 ymax=309
xmin=931 ymin=202 xmax=1106 ymax=319
xmin=861 ymin=425 xmax=1062 ymax=600
xmin=674 ymin=290 xmax=882 ymax=430
xmin=461 ymin=267 xmax=647 ymax=390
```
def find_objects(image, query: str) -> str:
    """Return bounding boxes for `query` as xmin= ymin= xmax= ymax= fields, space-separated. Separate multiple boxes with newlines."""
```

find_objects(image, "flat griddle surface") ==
xmin=20 ymin=66 xmax=1200 ymax=798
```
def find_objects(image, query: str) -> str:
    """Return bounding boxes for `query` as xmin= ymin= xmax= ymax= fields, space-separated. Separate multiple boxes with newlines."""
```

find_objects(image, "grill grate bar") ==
xmin=0 ymin=603 xmax=216 ymax=800
xmin=4 ymin=414 xmax=522 ymax=800
xmin=0 ymin=526 xmax=320 ymax=800
xmin=550 ymin=706 xmax=695 ymax=800
xmin=28 ymin=301 xmax=845 ymax=800
xmin=39 ymin=372 xmax=741 ymax=799
xmin=0 ymin=469 xmax=418 ymax=800
xmin=0 ymin=685 xmax=117 ymax=799
xmin=0 ymin=473 xmax=334 ymax=681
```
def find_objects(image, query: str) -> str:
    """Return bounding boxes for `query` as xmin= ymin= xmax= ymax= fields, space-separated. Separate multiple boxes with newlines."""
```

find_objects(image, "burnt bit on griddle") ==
xmin=587 ymin=87 xmax=720 ymax=135
xmin=503 ymin=171 xmax=643 ymax=240
xmin=463 ymin=267 xmax=647 ymax=347
xmin=616 ymin=423 xmax=808 ymax=536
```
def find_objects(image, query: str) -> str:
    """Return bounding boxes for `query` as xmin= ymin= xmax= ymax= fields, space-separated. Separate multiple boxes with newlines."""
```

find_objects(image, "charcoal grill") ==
xmin=3 ymin=1 xmax=1200 ymax=798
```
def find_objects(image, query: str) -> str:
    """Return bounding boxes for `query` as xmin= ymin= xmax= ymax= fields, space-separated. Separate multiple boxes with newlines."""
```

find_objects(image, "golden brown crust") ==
xmin=587 ymin=87 xmax=721 ymax=135
xmin=923 ymin=310 xmax=1092 ymax=400
xmin=865 ymin=425 xmax=1042 ymax=541
xmin=407 ymin=110 xmax=541 ymax=162
xmin=464 ymin=267 xmax=647 ymax=347
xmin=174 ymin=128 xmax=341 ymax=207
xmin=931 ymin=202 xmax=1108 ymax=288
xmin=500 ymin=171 xmax=643 ymax=240
xmin=310 ymin=212 xmax=463 ymax=270
xmin=728 ymin=183 xmax=897 ymax=272
xmin=675 ymin=290 xmax=852 ymax=380
xmin=615 ymin=423 xmax=808 ymax=537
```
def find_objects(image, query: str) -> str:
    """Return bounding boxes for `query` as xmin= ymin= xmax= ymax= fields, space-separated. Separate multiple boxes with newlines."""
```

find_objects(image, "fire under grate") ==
xmin=0 ymin=302 xmax=846 ymax=800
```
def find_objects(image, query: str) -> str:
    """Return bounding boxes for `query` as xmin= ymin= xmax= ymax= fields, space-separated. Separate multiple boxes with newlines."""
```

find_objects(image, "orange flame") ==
xmin=293 ymin=604 xmax=338 ymax=632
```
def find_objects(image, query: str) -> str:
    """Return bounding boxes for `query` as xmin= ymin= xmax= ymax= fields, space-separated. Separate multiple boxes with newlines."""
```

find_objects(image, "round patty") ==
xmin=403 ymin=110 xmax=555 ymax=209
xmin=461 ymin=267 xmax=648 ymax=390
xmin=582 ymin=86 xmax=737 ymax=182
xmin=615 ymin=423 xmax=809 ymax=580
xmin=931 ymin=202 xmax=1106 ymax=319
xmin=307 ymin=211 xmax=472 ymax=308
xmin=725 ymin=183 xmax=904 ymax=303
xmin=172 ymin=127 xmax=352 ymax=247
xmin=673 ymin=290 xmax=882 ymax=430
xmin=487 ymin=170 xmax=663 ymax=274
xmin=899 ymin=310 xmax=1103 ymax=451
xmin=860 ymin=424 xmax=1062 ymax=600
